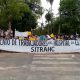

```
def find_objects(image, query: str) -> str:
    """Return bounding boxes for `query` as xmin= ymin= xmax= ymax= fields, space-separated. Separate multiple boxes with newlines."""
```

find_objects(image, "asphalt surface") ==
xmin=0 ymin=52 xmax=80 ymax=80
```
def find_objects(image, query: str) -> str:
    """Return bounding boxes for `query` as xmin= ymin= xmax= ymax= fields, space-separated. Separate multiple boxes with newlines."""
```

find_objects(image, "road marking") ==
xmin=31 ymin=66 xmax=80 ymax=71
xmin=31 ymin=54 xmax=78 ymax=72
xmin=0 ymin=65 xmax=28 ymax=70
xmin=72 ymin=55 xmax=75 ymax=58
xmin=32 ymin=61 xmax=79 ymax=64
xmin=33 ymin=57 xmax=73 ymax=60
xmin=34 ymin=54 xmax=72 ymax=57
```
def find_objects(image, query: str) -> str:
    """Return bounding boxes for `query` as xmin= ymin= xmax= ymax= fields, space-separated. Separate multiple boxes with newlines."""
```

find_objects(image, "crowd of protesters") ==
xmin=0 ymin=29 xmax=13 ymax=38
xmin=16 ymin=34 xmax=80 ymax=41
xmin=0 ymin=29 xmax=80 ymax=41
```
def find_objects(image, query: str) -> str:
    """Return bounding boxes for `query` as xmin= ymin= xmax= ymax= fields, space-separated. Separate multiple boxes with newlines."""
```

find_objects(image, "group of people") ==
xmin=0 ymin=29 xmax=13 ymax=38
xmin=0 ymin=29 xmax=80 ymax=41
xmin=16 ymin=33 xmax=80 ymax=41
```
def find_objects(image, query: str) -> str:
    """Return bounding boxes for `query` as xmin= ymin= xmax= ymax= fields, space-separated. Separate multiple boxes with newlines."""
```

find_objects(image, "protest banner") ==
xmin=0 ymin=39 xmax=80 ymax=53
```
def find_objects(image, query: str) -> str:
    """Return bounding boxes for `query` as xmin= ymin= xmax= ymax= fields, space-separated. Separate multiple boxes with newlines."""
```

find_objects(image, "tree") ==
xmin=45 ymin=11 xmax=53 ymax=34
xmin=0 ymin=0 xmax=30 ymax=36
xmin=45 ymin=12 xmax=53 ymax=23
xmin=0 ymin=0 xmax=29 ymax=27
xmin=12 ymin=11 xmax=37 ymax=32
xmin=46 ymin=0 xmax=54 ymax=12
xmin=45 ymin=0 xmax=54 ymax=34
xmin=59 ymin=0 xmax=80 ymax=34
xmin=25 ymin=0 xmax=42 ymax=16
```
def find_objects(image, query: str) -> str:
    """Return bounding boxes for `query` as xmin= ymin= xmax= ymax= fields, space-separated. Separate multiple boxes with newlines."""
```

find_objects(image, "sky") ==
xmin=38 ymin=0 xmax=60 ymax=26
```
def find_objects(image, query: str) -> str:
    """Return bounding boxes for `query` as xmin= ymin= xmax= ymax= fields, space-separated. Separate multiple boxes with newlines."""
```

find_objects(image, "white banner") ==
xmin=0 ymin=39 xmax=80 ymax=53
xmin=15 ymin=31 xmax=31 ymax=37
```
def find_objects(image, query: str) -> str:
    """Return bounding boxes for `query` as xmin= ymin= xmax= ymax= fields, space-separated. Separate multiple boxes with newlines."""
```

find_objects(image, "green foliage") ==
xmin=35 ymin=0 xmax=80 ymax=35
xmin=45 ymin=12 xmax=53 ymax=23
xmin=45 ymin=11 xmax=54 ymax=34
xmin=49 ymin=0 xmax=80 ymax=35
xmin=25 ymin=0 xmax=42 ymax=16
xmin=34 ymin=27 xmax=48 ymax=35
xmin=34 ymin=27 xmax=43 ymax=35
xmin=45 ymin=0 xmax=54 ymax=34
xmin=12 ymin=11 xmax=37 ymax=32
xmin=0 ymin=0 xmax=39 ymax=33
xmin=59 ymin=0 xmax=80 ymax=34
xmin=0 ymin=0 xmax=30 ymax=30
xmin=25 ymin=0 xmax=41 ymax=4
xmin=0 ymin=0 xmax=29 ymax=20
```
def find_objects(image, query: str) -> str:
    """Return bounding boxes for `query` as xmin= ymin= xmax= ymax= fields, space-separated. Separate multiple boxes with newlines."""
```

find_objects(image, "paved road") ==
xmin=0 ymin=52 xmax=80 ymax=80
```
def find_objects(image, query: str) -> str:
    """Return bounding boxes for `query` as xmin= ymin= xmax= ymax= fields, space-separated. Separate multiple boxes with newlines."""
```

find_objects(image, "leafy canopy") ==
xmin=59 ymin=0 xmax=80 ymax=34
xmin=0 ymin=0 xmax=30 ymax=29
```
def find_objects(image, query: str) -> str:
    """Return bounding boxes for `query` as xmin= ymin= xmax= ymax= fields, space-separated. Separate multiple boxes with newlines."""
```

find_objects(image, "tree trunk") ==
xmin=58 ymin=25 xmax=60 ymax=34
xmin=9 ymin=21 xmax=11 ymax=30
xmin=58 ymin=0 xmax=61 ymax=35
xmin=12 ymin=27 xmax=15 ymax=38
xmin=48 ymin=21 xmax=50 ymax=34
xmin=8 ymin=21 xmax=15 ymax=38
xmin=51 ymin=4 xmax=52 ymax=13
xmin=51 ymin=5 xmax=53 ymax=33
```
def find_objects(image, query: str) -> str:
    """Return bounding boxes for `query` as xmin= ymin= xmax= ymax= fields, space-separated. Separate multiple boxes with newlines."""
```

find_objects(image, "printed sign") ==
xmin=0 ymin=39 xmax=80 ymax=53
